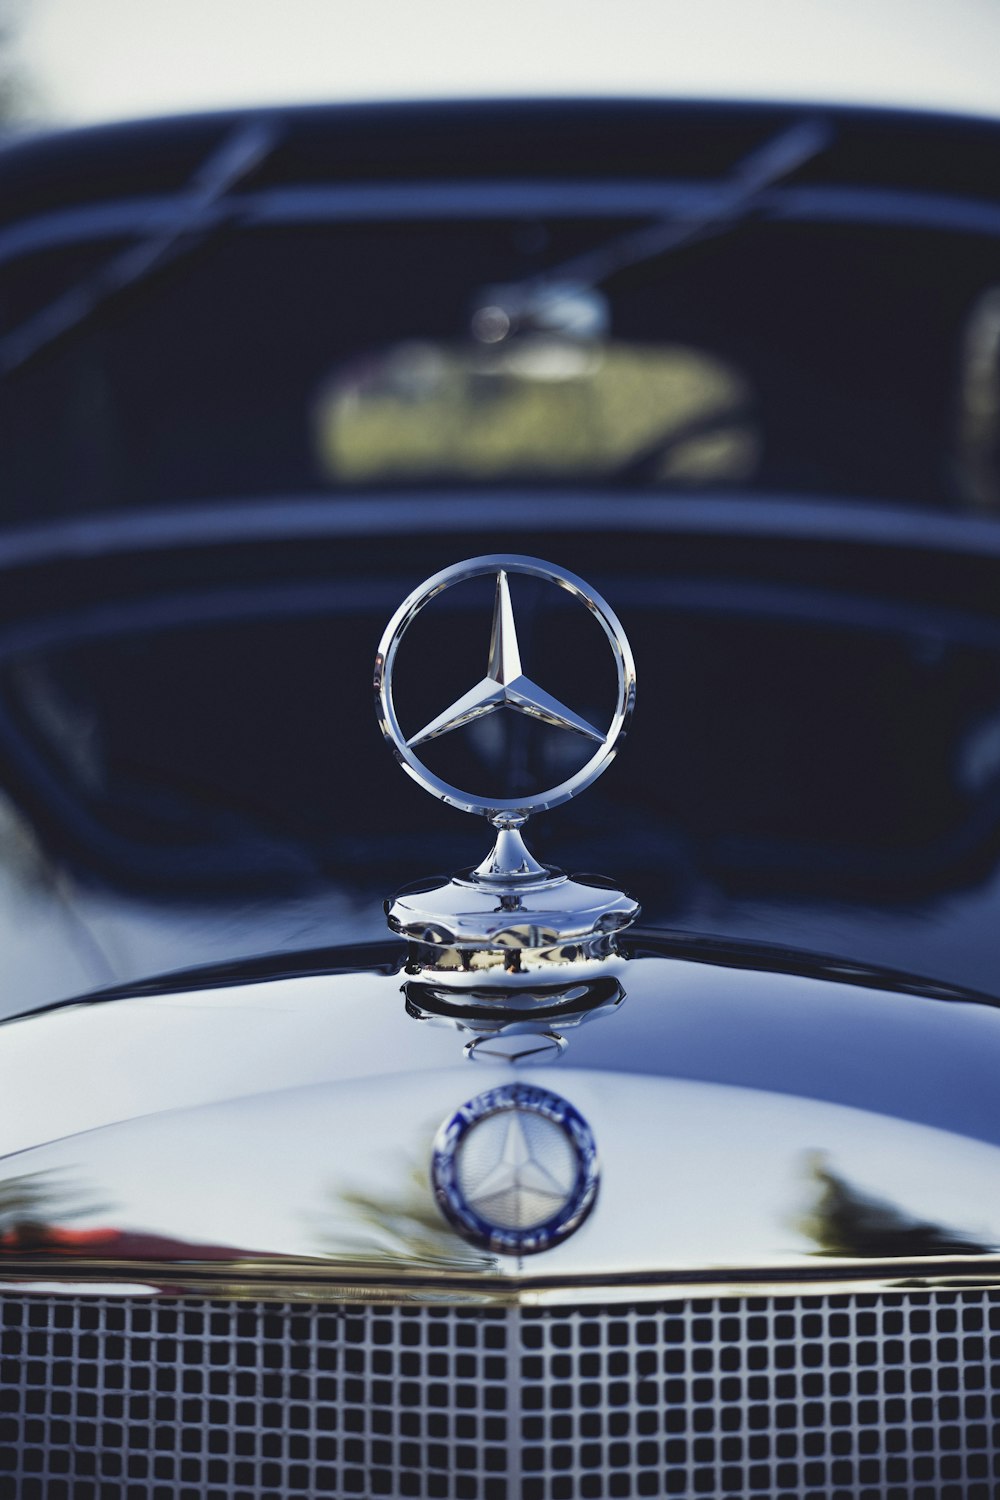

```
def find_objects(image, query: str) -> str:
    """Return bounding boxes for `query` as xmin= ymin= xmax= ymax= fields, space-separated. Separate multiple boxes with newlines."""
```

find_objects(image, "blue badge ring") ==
xmin=431 ymin=1083 xmax=600 ymax=1256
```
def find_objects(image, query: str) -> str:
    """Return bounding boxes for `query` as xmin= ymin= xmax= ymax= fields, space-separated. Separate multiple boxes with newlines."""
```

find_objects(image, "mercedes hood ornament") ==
xmin=375 ymin=554 xmax=639 ymax=987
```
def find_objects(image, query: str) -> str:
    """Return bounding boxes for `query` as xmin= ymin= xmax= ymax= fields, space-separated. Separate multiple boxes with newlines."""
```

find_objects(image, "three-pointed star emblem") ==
xmin=406 ymin=570 xmax=605 ymax=749
xmin=464 ymin=1111 xmax=577 ymax=1229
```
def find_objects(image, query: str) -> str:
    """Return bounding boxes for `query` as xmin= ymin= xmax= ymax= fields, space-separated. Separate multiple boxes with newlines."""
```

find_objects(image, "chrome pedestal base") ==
xmin=386 ymin=827 xmax=639 ymax=989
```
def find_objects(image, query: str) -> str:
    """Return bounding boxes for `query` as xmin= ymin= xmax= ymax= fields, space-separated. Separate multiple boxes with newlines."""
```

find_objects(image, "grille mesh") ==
xmin=1 ymin=1287 xmax=998 ymax=1498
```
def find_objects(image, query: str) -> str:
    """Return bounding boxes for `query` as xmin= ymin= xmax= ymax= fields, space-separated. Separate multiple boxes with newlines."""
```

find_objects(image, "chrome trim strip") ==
xmin=4 ymin=493 xmax=1000 ymax=574
xmin=4 ymin=1255 xmax=1000 ymax=1305
xmin=3 ymin=178 xmax=1000 ymax=271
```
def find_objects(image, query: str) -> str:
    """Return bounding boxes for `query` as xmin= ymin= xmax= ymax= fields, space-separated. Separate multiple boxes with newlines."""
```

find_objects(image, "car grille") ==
xmin=1 ymin=1286 xmax=998 ymax=1498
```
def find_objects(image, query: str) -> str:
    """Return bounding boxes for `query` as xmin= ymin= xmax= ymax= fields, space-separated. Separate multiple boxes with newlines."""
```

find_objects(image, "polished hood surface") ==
xmin=2 ymin=940 xmax=999 ymax=1289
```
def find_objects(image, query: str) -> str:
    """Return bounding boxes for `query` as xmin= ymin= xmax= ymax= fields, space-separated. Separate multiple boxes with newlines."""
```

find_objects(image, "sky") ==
xmin=10 ymin=0 xmax=1000 ymax=128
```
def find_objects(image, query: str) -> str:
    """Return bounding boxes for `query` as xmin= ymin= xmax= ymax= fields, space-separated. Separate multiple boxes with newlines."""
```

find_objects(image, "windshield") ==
xmin=3 ymin=188 xmax=1000 ymax=519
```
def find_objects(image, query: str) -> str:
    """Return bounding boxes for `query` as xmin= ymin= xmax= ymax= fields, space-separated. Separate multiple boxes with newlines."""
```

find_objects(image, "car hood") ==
xmin=1 ymin=936 xmax=999 ymax=1291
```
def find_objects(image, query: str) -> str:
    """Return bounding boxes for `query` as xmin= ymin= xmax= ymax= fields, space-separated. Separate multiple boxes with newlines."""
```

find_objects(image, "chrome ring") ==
xmin=431 ymin=1082 xmax=600 ymax=1256
xmin=374 ymin=554 xmax=636 ymax=821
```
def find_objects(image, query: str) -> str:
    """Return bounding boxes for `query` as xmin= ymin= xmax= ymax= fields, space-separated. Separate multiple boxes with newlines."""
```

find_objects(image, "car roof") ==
xmin=3 ymin=97 xmax=1000 ymax=226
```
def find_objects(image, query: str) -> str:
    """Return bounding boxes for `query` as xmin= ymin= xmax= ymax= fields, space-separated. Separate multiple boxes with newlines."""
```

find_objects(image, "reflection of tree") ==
xmin=0 ymin=1168 xmax=111 ymax=1252
xmin=799 ymin=1151 xmax=990 ymax=1258
xmin=312 ymin=1156 xmax=498 ymax=1275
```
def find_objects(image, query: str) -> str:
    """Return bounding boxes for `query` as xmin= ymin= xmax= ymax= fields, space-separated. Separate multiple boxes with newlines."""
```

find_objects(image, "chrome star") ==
xmin=375 ymin=553 xmax=635 ymax=823
xmin=406 ymin=570 xmax=604 ymax=748
xmin=459 ymin=1108 xmax=578 ymax=1230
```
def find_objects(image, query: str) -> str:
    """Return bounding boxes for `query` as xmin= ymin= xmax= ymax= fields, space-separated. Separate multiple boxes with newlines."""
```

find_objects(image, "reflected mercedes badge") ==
xmin=431 ymin=1083 xmax=599 ymax=1254
xmin=375 ymin=555 xmax=639 ymax=988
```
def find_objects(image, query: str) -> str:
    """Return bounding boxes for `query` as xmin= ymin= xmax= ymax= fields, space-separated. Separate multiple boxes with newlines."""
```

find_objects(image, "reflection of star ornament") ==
xmin=407 ymin=570 xmax=604 ymax=748
xmin=464 ymin=1111 xmax=576 ymax=1229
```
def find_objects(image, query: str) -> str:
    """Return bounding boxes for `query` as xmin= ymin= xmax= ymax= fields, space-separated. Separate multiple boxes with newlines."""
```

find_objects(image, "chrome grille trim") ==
xmin=1 ymin=1287 xmax=998 ymax=1497
xmin=5 ymin=1252 xmax=1000 ymax=1304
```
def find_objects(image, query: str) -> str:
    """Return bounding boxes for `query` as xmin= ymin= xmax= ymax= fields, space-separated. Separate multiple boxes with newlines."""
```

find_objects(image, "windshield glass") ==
xmin=3 ymin=207 xmax=1000 ymax=519
xmin=319 ymin=340 xmax=758 ymax=487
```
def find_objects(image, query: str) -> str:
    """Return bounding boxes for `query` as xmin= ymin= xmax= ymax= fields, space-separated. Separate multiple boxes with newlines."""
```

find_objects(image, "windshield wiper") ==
xmin=470 ymin=115 xmax=833 ymax=340
xmin=0 ymin=117 xmax=280 ymax=379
